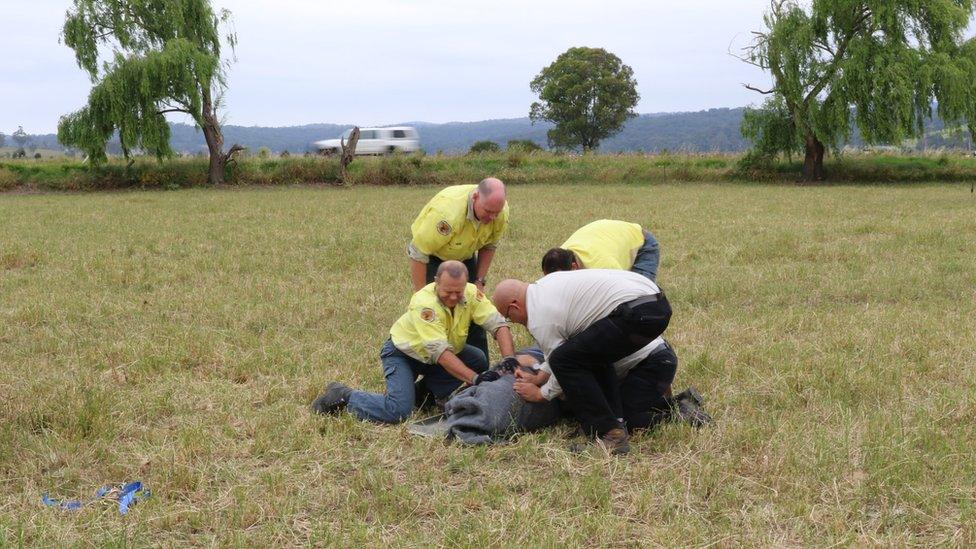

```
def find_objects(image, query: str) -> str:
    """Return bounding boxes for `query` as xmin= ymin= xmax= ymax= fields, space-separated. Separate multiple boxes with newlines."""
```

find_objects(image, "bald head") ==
xmin=473 ymin=177 xmax=506 ymax=223
xmin=477 ymin=177 xmax=506 ymax=198
xmin=492 ymin=278 xmax=529 ymax=325
xmin=435 ymin=259 xmax=467 ymax=281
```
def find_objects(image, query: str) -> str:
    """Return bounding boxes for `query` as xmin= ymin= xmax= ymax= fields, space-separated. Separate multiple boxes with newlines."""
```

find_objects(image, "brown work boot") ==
xmin=596 ymin=427 xmax=631 ymax=455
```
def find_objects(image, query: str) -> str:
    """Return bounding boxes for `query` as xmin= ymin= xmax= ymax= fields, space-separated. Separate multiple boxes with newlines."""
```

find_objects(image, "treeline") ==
xmin=17 ymin=109 xmax=751 ymax=156
xmin=13 ymin=107 xmax=973 ymax=159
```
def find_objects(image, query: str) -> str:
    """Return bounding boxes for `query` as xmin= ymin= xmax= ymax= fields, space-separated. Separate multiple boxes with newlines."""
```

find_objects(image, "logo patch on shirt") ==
xmin=436 ymin=220 xmax=452 ymax=236
xmin=419 ymin=308 xmax=437 ymax=322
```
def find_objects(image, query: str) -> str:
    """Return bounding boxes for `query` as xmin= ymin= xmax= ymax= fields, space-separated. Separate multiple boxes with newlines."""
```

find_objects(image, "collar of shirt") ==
xmin=466 ymin=191 xmax=480 ymax=228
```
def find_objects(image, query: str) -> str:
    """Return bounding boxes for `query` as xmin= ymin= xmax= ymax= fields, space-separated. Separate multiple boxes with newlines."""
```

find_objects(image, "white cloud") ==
xmin=5 ymin=0 xmax=778 ymax=133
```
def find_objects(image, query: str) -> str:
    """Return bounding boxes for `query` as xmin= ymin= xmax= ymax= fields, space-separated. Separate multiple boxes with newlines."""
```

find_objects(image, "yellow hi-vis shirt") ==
xmin=562 ymin=219 xmax=646 ymax=270
xmin=408 ymin=184 xmax=509 ymax=262
xmin=390 ymin=282 xmax=508 ymax=364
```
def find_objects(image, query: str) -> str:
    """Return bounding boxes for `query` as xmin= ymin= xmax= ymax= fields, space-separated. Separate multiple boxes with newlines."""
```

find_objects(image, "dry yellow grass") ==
xmin=1 ymin=182 xmax=974 ymax=545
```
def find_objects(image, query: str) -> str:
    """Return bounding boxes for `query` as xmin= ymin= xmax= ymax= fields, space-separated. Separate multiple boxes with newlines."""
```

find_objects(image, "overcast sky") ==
xmin=3 ymin=0 xmax=781 ymax=134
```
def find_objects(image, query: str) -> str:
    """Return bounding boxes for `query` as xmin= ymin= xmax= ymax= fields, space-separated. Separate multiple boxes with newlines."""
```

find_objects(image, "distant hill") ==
xmin=11 ymin=109 xmax=752 ymax=156
xmin=13 ymin=106 xmax=973 ymax=156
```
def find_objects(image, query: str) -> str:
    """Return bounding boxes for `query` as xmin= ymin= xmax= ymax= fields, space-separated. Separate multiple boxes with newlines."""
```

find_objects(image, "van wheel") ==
xmin=386 ymin=146 xmax=397 ymax=155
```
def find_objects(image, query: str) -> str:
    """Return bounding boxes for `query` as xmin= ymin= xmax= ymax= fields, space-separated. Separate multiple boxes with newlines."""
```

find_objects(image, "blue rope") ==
xmin=42 ymin=481 xmax=151 ymax=515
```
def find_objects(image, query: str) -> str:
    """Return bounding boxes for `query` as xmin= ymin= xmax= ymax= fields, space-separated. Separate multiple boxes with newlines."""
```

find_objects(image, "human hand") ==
xmin=513 ymin=380 xmax=545 ymax=403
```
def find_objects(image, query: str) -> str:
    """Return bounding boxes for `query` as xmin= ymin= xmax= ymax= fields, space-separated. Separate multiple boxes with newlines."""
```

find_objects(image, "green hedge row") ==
xmin=2 ymin=151 xmax=976 ymax=192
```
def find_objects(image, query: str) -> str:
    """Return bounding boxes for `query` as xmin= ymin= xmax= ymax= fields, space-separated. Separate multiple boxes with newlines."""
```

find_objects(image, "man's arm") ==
xmin=474 ymin=246 xmax=496 ymax=288
xmin=492 ymin=325 xmax=515 ymax=357
xmin=437 ymin=349 xmax=481 ymax=385
xmin=409 ymin=258 xmax=428 ymax=292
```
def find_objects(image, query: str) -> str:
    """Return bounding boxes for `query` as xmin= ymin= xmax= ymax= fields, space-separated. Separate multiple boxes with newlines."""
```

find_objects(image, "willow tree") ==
xmin=58 ymin=0 xmax=240 ymax=184
xmin=958 ymin=37 xmax=976 ymax=143
xmin=741 ymin=0 xmax=975 ymax=181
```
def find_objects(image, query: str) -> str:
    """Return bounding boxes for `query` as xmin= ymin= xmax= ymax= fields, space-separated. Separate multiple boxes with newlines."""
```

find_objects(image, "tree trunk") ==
xmin=801 ymin=134 xmax=826 ymax=182
xmin=200 ymin=89 xmax=242 ymax=185
xmin=339 ymin=127 xmax=360 ymax=183
xmin=202 ymin=124 xmax=226 ymax=184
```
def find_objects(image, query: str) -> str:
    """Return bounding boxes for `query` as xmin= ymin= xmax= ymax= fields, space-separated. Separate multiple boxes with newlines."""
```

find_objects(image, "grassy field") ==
xmin=1 ymin=182 xmax=975 ymax=545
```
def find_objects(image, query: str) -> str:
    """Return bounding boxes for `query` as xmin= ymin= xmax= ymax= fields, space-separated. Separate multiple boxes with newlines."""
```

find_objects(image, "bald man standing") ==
xmin=492 ymin=270 xmax=671 ymax=454
xmin=313 ymin=260 xmax=515 ymax=424
xmin=407 ymin=178 xmax=509 ymax=358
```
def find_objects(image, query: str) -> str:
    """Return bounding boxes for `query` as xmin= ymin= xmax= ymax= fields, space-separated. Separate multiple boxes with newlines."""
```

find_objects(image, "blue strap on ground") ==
xmin=41 ymin=494 xmax=82 ymax=510
xmin=42 ymin=481 xmax=151 ymax=514
xmin=117 ymin=481 xmax=151 ymax=515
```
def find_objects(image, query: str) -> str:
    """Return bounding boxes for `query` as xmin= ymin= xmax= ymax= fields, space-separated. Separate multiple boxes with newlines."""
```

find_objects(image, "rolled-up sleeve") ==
xmin=424 ymin=339 xmax=451 ymax=364
xmin=538 ymin=362 xmax=562 ymax=401
xmin=407 ymin=242 xmax=430 ymax=263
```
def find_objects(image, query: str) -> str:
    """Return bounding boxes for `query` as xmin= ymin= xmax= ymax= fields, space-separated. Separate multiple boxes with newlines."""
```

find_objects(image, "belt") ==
xmin=610 ymin=293 xmax=661 ymax=318
xmin=626 ymin=294 xmax=660 ymax=307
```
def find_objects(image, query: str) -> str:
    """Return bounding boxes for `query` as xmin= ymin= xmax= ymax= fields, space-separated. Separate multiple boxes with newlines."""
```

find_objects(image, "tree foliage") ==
xmin=740 ymin=96 xmax=803 ymax=165
xmin=12 ymin=126 xmax=29 ymax=148
xmin=958 ymin=37 xmax=976 ymax=141
xmin=506 ymin=139 xmax=543 ymax=152
xmin=469 ymin=140 xmax=501 ymax=153
xmin=741 ymin=0 xmax=976 ymax=180
xmin=58 ymin=0 xmax=239 ymax=183
xmin=530 ymin=47 xmax=639 ymax=151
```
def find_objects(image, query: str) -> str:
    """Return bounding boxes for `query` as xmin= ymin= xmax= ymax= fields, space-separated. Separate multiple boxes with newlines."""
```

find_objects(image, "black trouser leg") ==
xmin=549 ymin=317 xmax=644 ymax=437
xmin=620 ymin=342 xmax=678 ymax=431
xmin=549 ymin=294 xmax=672 ymax=437
xmin=425 ymin=255 xmax=489 ymax=359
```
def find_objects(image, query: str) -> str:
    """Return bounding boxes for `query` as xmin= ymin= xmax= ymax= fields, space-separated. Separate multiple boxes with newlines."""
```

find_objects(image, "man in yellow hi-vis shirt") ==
xmin=312 ymin=260 xmax=515 ymax=423
xmin=540 ymin=219 xmax=660 ymax=282
xmin=407 ymin=178 xmax=509 ymax=359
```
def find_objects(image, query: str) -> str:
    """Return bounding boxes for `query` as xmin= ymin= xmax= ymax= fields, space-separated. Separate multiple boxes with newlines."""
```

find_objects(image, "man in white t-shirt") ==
xmin=492 ymin=269 xmax=671 ymax=454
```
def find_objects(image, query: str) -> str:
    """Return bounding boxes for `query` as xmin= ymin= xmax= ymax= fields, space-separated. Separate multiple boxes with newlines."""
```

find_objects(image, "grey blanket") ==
xmin=443 ymin=374 xmax=561 ymax=444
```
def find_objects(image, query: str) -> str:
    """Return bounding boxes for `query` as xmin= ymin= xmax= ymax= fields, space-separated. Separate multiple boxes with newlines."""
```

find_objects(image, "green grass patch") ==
xmin=1 ymin=183 xmax=975 ymax=544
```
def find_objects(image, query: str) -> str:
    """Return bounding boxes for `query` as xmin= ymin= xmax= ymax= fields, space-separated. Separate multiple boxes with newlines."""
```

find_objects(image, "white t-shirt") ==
xmin=525 ymin=270 xmax=664 ymax=400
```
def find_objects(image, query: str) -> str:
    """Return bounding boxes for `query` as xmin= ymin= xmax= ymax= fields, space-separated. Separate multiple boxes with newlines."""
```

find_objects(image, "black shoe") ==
xmin=596 ymin=427 xmax=631 ymax=455
xmin=568 ymin=432 xmax=630 ymax=455
xmin=672 ymin=387 xmax=712 ymax=428
xmin=311 ymin=382 xmax=352 ymax=415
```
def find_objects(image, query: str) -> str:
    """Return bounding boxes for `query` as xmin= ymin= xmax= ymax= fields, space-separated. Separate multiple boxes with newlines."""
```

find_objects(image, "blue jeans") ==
xmin=346 ymin=339 xmax=488 ymax=423
xmin=631 ymin=230 xmax=660 ymax=282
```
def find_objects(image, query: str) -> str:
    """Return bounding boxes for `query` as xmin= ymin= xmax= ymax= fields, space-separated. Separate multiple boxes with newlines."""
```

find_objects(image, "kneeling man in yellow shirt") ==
xmin=313 ymin=260 xmax=515 ymax=423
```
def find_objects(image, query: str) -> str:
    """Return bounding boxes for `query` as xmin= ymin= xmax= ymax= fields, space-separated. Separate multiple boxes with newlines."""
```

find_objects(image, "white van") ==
xmin=314 ymin=126 xmax=420 ymax=155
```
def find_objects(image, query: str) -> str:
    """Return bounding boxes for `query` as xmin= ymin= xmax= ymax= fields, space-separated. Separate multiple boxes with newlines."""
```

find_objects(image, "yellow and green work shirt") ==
xmin=408 ymin=184 xmax=509 ymax=262
xmin=562 ymin=219 xmax=645 ymax=270
xmin=390 ymin=282 xmax=508 ymax=364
